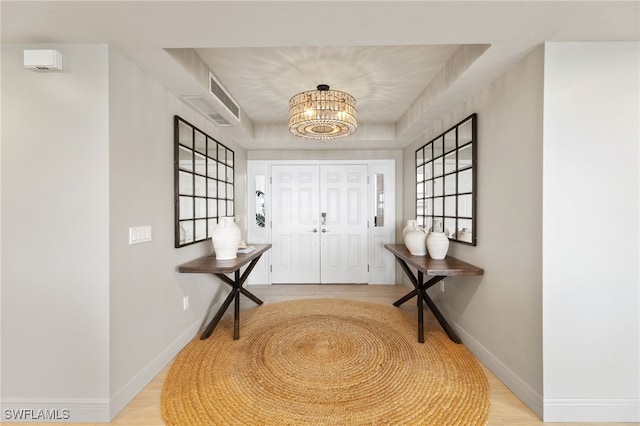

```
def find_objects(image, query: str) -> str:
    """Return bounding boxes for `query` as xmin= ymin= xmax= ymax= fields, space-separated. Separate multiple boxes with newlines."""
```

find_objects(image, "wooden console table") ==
xmin=384 ymin=244 xmax=483 ymax=344
xmin=178 ymin=244 xmax=271 ymax=340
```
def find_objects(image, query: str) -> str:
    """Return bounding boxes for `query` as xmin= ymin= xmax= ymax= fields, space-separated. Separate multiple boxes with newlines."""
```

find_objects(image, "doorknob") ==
xmin=322 ymin=228 xmax=329 ymax=233
xmin=311 ymin=228 xmax=318 ymax=233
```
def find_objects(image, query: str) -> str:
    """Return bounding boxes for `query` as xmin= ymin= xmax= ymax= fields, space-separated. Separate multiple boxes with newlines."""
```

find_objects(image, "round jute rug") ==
xmin=161 ymin=298 xmax=489 ymax=425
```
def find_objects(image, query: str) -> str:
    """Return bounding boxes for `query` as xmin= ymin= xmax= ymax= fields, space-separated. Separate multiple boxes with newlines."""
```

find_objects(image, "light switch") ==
xmin=129 ymin=226 xmax=152 ymax=245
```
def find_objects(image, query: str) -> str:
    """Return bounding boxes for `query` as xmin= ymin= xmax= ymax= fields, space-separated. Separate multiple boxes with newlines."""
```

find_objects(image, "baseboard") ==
xmin=544 ymin=398 xmax=640 ymax=422
xmin=1 ymin=398 xmax=110 ymax=423
xmin=439 ymin=307 xmax=544 ymax=420
xmin=440 ymin=308 xmax=640 ymax=423
xmin=109 ymin=319 xmax=201 ymax=419
xmin=1 ymin=320 xmax=200 ymax=423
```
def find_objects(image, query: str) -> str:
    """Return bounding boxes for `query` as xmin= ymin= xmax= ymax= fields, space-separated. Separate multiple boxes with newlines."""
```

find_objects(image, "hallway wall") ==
xmin=403 ymin=45 xmax=545 ymax=416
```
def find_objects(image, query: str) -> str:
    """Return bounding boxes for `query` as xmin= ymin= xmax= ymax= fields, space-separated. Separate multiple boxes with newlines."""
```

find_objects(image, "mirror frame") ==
xmin=415 ymin=113 xmax=477 ymax=245
xmin=174 ymin=115 xmax=235 ymax=248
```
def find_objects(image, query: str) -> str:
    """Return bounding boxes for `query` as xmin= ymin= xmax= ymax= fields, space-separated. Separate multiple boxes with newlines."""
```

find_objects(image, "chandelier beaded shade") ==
xmin=288 ymin=84 xmax=357 ymax=140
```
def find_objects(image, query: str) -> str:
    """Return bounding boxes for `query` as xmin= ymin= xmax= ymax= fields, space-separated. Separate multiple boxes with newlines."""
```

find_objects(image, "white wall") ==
xmin=542 ymin=42 xmax=639 ymax=422
xmin=1 ymin=44 xmax=111 ymax=420
xmin=402 ymin=46 xmax=545 ymax=416
xmin=1 ymin=44 xmax=249 ymax=422
xmin=107 ymin=47 xmax=249 ymax=418
xmin=107 ymin=47 xmax=248 ymax=418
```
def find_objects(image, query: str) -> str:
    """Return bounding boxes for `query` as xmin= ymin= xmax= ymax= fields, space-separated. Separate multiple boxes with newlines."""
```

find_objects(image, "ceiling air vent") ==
xmin=209 ymin=71 xmax=240 ymax=121
xmin=181 ymin=95 xmax=233 ymax=127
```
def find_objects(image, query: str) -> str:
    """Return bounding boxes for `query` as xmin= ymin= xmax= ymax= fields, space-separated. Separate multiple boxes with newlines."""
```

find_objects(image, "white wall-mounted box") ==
xmin=24 ymin=49 xmax=63 ymax=71
xmin=129 ymin=226 xmax=152 ymax=245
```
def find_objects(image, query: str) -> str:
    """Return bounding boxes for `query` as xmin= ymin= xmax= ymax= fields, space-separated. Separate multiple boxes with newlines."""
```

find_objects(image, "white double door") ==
xmin=271 ymin=164 xmax=369 ymax=284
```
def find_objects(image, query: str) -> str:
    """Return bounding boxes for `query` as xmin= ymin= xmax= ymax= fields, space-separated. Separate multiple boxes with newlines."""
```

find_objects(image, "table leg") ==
xmin=413 ymin=275 xmax=461 ymax=343
xmin=200 ymin=290 xmax=236 ymax=340
xmin=390 ymin=254 xmax=461 ymax=344
xmin=216 ymin=273 xmax=264 ymax=305
xmin=393 ymin=288 xmax=418 ymax=307
xmin=200 ymin=254 xmax=265 ymax=340
xmin=392 ymin=257 xmax=419 ymax=307
xmin=420 ymin=288 xmax=461 ymax=343
xmin=417 ymin=271 xmax=424 ymax=343
xmin=240 ymin=288 xmax=263 ymax=305
xmin=233 ymin=270 xmax=241 ymax=340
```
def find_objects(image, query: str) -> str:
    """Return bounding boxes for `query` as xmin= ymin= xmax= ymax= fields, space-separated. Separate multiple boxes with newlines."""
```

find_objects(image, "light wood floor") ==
xmin=19 ymin=285 xmax=629 ymax=425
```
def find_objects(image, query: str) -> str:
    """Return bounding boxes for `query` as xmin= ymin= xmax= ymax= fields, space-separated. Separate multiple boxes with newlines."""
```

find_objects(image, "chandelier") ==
xmin=288 ymin=84 xmax=357 ymax=140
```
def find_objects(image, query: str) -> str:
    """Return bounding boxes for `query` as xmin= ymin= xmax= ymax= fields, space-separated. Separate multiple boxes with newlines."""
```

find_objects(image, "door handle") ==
xmin=322 ymin=228 xmax=329 ymax=233
xmin=311 ymin=228 xmax=318 ymax=233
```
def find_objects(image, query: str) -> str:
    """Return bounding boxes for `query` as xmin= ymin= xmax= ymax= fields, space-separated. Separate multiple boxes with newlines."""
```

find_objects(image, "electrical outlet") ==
xmin=440 ymin=281 xmax=445 ymax=293
xmin=183 ymin=296 xmax=189 ymax=310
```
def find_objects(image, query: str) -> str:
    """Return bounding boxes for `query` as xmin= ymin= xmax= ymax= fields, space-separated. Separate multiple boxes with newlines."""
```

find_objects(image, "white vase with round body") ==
xmin=426 ymin=231 xmax=449 ymax=259
xmin=211 ymin=217 xmax=241 ymax=260
xmin=404 ymin=227 xmax=428 ymax=256
xmin=402 ymin=219 xmax=418 ymax=244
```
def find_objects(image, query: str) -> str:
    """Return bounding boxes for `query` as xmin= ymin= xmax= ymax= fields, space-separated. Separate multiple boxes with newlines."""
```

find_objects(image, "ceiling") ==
xmin=2 ymin=1 xmax=638 ymax=151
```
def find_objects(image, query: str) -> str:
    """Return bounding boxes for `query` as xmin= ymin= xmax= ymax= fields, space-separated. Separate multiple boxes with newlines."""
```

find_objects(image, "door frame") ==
xmin=246 ymin=159 xmax=396 ymax=285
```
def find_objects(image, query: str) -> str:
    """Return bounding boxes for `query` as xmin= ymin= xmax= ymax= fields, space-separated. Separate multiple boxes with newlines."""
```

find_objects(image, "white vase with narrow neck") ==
xmin=402 ymin=219 xmax=418 ymax=243
xmin=211 ymin=217 xmax=241 ymax=260
xmin=426 ymin=231 xmax=449 ymax=259
xmin=404 ymin=227 xmax=428 ymax=256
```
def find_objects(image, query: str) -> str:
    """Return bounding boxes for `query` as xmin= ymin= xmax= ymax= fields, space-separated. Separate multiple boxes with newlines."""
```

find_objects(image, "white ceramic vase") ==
xmin=426 ymin=231 xmax=449 ymax=259
xmin=402 ymin=219 xmax=418 ymax=243
xmin=211 ymin=217 xmax=241 ymax=260
xmin=405 ymin=227 xmax=428 ymax=256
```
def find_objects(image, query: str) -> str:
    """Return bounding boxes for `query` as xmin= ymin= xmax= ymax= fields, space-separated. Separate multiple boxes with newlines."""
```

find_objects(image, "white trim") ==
xmin=543 ymin=398 xmax=640 ymax=423
xmin=439 ymin=304 xmax=544 ymax=419
xmin=0 ymin=320 xmax=200 ymax=423
xmin=109 ymin=320 xmax=200 ymax=419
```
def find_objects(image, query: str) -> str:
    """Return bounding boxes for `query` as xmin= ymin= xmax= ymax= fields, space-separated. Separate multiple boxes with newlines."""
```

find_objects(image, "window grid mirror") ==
xmin=416 ymin=113 xmax=477 ymax=245
xmin=174 ymin=116 xmax=235 ymax=247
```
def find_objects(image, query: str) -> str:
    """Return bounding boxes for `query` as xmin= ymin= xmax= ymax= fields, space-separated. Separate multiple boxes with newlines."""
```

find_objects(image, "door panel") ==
xmin=271 ymin=166 xmax=320 ymax=283
xmin=271 ymin=164 xmax=369 ymax=284
xmin=319 ymin=165 xmax=368 ymax=283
